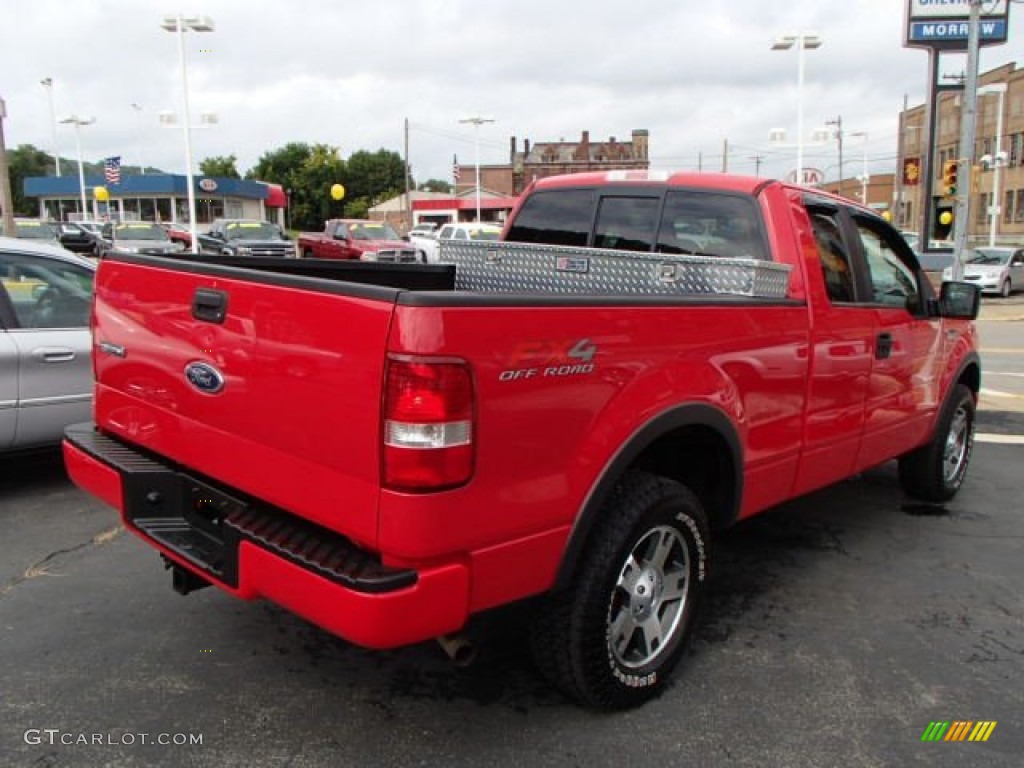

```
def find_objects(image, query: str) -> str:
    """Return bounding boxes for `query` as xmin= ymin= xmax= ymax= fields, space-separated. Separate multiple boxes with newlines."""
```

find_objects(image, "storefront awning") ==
xmin=264 ymin=184 xmax=287 ymax=208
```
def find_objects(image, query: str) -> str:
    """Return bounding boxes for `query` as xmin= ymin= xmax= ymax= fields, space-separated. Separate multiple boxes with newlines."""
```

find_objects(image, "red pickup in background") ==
xmin=297 ymin=219 xmax=420 ymax=262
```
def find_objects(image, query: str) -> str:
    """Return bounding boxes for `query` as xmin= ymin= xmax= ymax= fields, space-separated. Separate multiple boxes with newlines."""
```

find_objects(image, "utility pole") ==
xmin=895 ymin=94 xmax=908 ymax=228
xmin=0 ymin=96 xmax=16 ymax=234
xmin=950 ymin=0 xmax=982 ymax=280
xmin=749 ymin=155 xmax=765 ymax=177
xmin=826 ymin=116 xmax=844 ymax=198
xmin=403 ymin=117 xmax=411 ymax=231
xmin=721 ymin=138 xmax=728 ymax=172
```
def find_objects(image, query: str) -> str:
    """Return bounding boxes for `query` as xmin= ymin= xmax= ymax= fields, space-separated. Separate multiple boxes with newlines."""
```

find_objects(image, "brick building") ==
xmin=897 ymin=62 xmax=1024 ymax=246
xmin=454 ymin=129 xmax=650 ymax=197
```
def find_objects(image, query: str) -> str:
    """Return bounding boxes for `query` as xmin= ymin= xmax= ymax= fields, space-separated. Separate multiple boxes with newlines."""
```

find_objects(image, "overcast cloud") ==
xmin=2 ymin=0 xmax=1021 ymax=187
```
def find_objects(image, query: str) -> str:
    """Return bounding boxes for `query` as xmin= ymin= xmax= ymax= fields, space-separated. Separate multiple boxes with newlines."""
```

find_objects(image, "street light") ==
xmin=131 ymin=103 xmax=145 ymax=175
xmin=59 ymin=114 xmax=95 ymax=218
xmin=978 ymin=83 xmax=1007 ymax=247
xmin=40 ymin=78 xmax=60 ymax=177
xmin=161 ymin=13 xmax=215 ymax=254
xmin=771 ymin=32 xmax=822 ymax=184
xmin=851 ymin=131 xmax=869 ymax=205
xmin=458 ymin=115 xmax=495 ymax=223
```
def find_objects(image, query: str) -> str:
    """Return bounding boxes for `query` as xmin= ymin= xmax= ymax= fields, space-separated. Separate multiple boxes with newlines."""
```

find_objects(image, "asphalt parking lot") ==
xmin=2 ymin=308 xmax=1023 ymax=767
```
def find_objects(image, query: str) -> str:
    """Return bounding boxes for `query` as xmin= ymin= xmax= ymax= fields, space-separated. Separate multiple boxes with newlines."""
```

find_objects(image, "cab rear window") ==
xmin=505 ymin=189 xmax=594 ymax=246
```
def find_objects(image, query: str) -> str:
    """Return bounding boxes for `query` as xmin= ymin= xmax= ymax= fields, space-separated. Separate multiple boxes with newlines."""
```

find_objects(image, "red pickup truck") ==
xmin=297 ymin=218 xmax=420 ymax=262
xmin=64 ymin=171 xmax=981 ymax=709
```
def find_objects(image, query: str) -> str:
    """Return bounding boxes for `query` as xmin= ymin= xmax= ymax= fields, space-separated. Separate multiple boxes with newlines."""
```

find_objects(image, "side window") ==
xmin=809 ymin=211 xmax=856 ymax=303
xmin=504 ymin=189 xmax=594 ymax=247
xmin=333 ymin=223 xmax=349 ymax=239
xmin=438 ymin=225 xmax=455 ymax=240
xmin=0 ymin=252 xmax=94 ymax=329
xmin=852 ymin=218 xmax=920 ymax=310
xmin=656 ymin=190 xmax=768 ymax=260
xmin=592 ymin=196 xmax=660 ymax=252
xmin=454 ymin=229 xmax=469 ymax=240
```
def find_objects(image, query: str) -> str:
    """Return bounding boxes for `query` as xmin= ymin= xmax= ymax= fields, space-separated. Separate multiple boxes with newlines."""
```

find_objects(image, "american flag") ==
xmin=452 ymin=155 xmax=460 ymax=184
xmin=104 ymin=156 xmax=122 ymax=185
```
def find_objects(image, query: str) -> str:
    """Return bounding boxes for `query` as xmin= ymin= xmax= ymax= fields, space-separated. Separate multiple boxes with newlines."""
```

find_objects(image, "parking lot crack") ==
xmin=0 ymin=525 xmax=123 ymax=598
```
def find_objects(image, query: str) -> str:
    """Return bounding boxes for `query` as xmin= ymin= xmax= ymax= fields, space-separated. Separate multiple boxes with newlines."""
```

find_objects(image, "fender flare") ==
xmin=553 ymin=403 xmax=743 ymax=590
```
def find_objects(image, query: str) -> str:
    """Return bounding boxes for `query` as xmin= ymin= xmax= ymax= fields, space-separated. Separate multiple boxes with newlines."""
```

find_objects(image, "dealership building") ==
xmin=23 ymin=174 xmax=288 ymax=227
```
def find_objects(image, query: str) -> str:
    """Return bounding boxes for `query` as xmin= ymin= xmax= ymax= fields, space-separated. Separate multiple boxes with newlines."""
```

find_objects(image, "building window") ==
xmin=977 ymin=193 xmax=988 ymax=224
xmin=1004 ymin=190 xmax=1014 ymax=224
xmin=1016 ymin=190 xmax=1024 ymax=223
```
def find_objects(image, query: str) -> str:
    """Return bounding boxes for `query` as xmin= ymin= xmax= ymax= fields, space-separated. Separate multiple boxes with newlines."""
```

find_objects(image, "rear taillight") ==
xmin=383 ymin=357 xmax=474 ymax=491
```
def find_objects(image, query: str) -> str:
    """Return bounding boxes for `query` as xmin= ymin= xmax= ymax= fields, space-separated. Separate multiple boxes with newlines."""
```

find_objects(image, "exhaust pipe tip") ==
xmin=436 ymin=633 xmax=476 ymax=667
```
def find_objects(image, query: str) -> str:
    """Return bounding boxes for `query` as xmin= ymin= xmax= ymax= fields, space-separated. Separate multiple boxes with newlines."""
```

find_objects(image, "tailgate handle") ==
xmin=192 ymin=289 xmax=228 ymax=324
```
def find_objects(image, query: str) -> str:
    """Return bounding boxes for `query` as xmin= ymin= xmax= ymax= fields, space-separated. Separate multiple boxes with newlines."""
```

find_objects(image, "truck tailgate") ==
xmin=91 ymin=257 xmax=395 ymax=548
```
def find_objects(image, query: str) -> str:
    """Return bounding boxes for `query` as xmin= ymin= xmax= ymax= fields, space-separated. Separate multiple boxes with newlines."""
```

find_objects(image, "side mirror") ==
xmin=938 ymin=281 xmax=980 ymax=320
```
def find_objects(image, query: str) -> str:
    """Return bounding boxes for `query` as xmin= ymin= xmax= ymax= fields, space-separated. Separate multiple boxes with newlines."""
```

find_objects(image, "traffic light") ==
xmin=942 ymin=160 xmax=960 ymax=197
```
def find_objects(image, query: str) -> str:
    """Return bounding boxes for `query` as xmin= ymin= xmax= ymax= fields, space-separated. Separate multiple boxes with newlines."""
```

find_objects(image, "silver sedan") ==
xmin=0 ymin=237 xmax=95 ymax=451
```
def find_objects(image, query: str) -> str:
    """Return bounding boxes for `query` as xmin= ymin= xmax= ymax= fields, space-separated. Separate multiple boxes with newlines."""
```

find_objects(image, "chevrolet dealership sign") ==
xmin=906 ymin=0 xmax=1010 ymax=49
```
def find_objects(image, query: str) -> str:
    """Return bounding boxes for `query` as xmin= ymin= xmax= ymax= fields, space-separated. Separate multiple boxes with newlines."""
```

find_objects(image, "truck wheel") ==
xmin=529 ymin=470 xmax=709 ymax=709
xmin=898 ymin=384 xmax=975 ymax=502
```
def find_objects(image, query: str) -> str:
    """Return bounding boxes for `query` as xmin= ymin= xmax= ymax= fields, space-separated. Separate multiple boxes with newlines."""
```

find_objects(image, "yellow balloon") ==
xmin=939 ymin=211 xmax=953 ymax=226
xmin=330 ymin=183 xmax=346 ymax=201
xmin=881 ymin=210 xmax=892 ymax=222
xmin=94 ymin=186 xmax=110 ymax=202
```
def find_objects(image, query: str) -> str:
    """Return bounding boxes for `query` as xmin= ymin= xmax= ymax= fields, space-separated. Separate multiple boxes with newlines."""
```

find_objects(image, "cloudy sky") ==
xmin=2 ymin=0 xmax=1021 ymax=187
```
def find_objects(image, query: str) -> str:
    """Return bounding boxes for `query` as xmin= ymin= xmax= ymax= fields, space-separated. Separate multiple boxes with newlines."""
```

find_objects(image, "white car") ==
xmin=0 ymin=237 xmax=96 ymax=452
xmin=943 ymin=247 xmax=1024 ymax=297
xmin=423 ymin=222 xmax=503 ymax=263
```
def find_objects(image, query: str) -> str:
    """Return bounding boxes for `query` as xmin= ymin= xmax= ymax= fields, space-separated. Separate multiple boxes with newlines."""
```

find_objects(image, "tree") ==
xmin=420 ymin=179 xmax=452 ymax=194
xmin=199 ymin=154 xmax=240 ymax=178
xmin=248 ymin=142 xmax=345 ymax=231
xmin=5 ymin=144 xmax=51 ymax=216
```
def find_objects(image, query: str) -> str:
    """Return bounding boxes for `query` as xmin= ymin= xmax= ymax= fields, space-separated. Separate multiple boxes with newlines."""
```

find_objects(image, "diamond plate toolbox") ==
xmin=440 ymin=241 xmax=792 ymax=298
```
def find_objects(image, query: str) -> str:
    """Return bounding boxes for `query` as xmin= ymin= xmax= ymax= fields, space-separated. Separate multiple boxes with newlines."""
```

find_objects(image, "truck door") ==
xmin=792 ymin=204 xmax=876 ymax=495
xmin=846 ymin=213 xmax=941 ymax=471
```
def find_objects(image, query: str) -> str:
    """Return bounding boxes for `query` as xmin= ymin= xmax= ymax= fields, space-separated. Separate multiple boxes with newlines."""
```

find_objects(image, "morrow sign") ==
xmin=905 ymin=0 xmax=1010 ymax=49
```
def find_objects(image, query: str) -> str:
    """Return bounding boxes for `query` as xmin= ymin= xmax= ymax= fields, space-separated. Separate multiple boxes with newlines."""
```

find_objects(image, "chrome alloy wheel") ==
xmin=608 ymin=525 xmax=690 ymax=669
xmin=943 ymin=403 xmax=972 ymax=485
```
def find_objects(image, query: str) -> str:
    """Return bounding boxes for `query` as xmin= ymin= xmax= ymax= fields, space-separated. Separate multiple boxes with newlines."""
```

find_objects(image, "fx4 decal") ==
xmin=499 ymin=338 xmax=597 ymax=381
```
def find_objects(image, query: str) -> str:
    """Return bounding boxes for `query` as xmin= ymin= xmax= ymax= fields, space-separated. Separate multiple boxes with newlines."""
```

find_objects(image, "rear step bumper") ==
xmin=63 ymin=423 xmax=469 ymax=649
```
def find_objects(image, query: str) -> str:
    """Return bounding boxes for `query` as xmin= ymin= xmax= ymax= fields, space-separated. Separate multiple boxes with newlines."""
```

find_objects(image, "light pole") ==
xmin=161 ymin=13 xmax=215 ymax=254
xmin=978 ymin=83 xmax=1007 ymax=247
xmin=0 ymin=96 xmax=16 ymax=235
xmin=40 ymin=78 xmax=61 ymax=177
xmin=59 ymin=114 xmax=95 ymax=218
xmin=131 ymin=102 xmax=145 ymax=175
xmin=851 ymin=131 xmax=869 ymax=205
xmin=771 ymin=32 xmax=822 ymax=184
xmin=825 ymin=115 xmax=843 ymax=197
xmin=458 ymin=115 xmax=494 ymax=222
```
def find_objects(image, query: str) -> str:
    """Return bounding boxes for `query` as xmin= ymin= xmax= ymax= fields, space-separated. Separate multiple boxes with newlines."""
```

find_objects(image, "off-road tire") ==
xmin=529 ymin=470 xmax=710 ymax=709
xmin=898 ymin=384 xmax=975 ymax=502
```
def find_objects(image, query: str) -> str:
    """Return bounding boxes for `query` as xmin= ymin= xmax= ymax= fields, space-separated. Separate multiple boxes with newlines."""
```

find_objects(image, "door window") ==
xmin=0 ymin=252 xmax=94 ymax=329
xmin=809 ymin=211 xmax=857 ymax=303
xmin=852 ymin=218 xmax=921 ymax=311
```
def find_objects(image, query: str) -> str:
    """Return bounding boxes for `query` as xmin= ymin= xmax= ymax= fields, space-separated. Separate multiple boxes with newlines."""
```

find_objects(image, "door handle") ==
xmin=32 ymin=347 xmax=76 ymax=363
xmin=875 ymin=332 xmax=893 ymax=360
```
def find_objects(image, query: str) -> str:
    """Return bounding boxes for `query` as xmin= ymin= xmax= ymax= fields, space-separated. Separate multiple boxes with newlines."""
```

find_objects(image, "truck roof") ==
xmin=529 ymin=170 xmax=878 ymax=216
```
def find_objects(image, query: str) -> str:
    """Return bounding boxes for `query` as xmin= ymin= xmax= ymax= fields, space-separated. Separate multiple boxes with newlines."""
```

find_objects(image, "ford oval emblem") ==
xmin=184 ymin=361 xmax=225 ymax=394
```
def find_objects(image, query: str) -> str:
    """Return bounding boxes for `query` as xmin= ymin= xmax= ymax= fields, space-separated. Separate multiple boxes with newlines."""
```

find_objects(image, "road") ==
xmin=1 ymin=302 xmax=1022 ymax=768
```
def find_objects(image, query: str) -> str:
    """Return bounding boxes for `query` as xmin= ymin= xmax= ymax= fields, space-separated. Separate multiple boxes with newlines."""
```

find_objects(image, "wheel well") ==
xmin=630 ymin=424 xmax=737 ymax=533
xmin=958 ymin=362 xmax=980 ymax=396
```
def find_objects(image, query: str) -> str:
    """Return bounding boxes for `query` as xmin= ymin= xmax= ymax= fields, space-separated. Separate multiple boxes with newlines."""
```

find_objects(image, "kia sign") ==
xmin=905 ymin=0 xmax=1009 ymax=49
xmin=198 ymin=178 xmax=218 ymax=192
xmin=786 ymin=168 xmax=823 ymax=187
